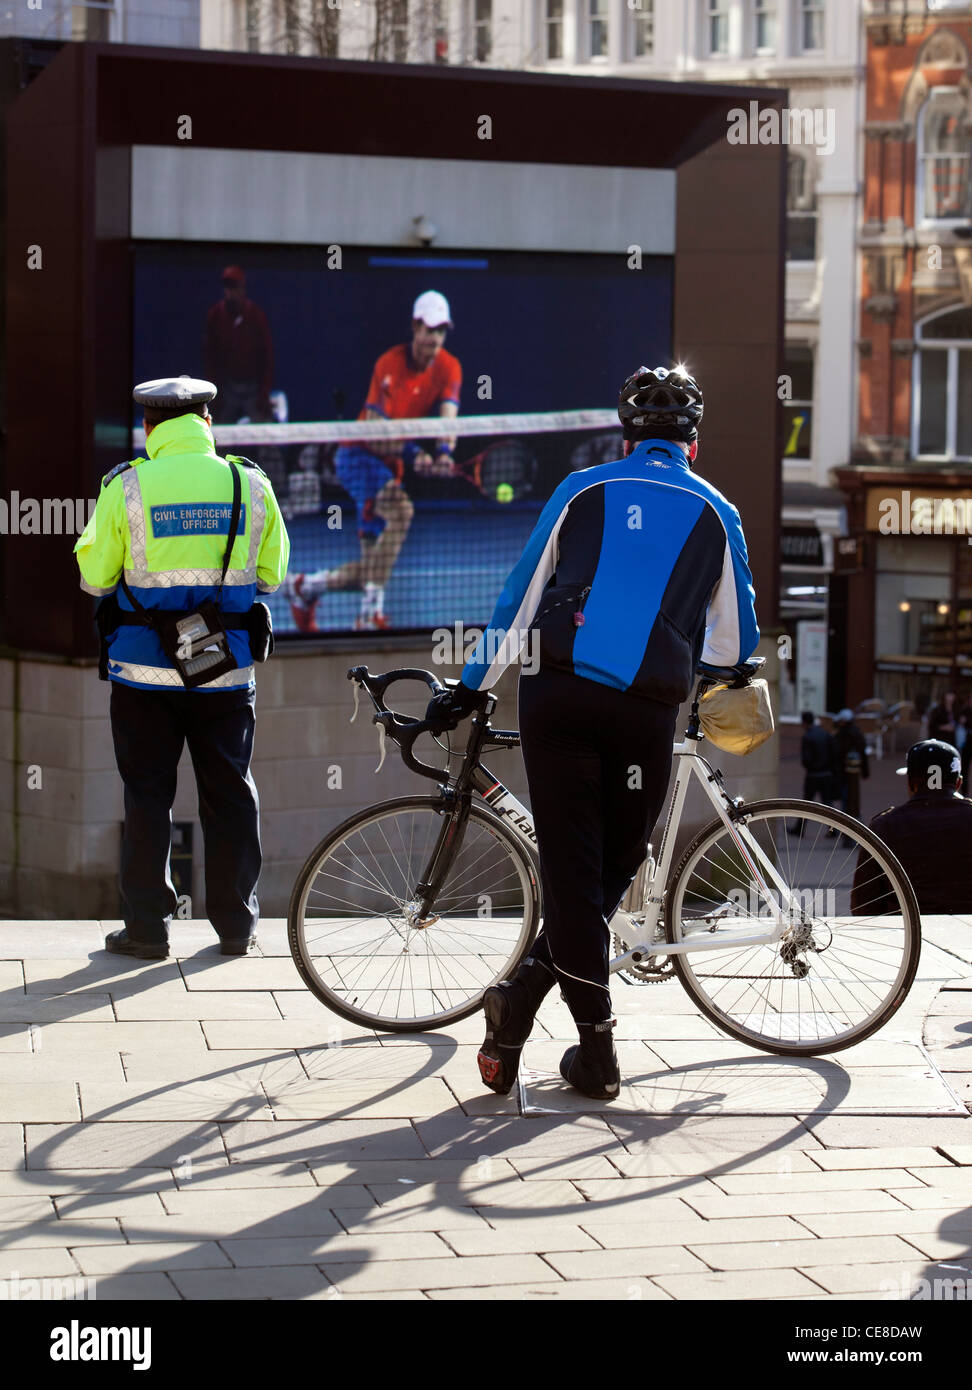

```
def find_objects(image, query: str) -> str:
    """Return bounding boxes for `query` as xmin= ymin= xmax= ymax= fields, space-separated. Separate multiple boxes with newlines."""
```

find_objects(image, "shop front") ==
xmin=839 ymin=477 xmax=972 ymax=716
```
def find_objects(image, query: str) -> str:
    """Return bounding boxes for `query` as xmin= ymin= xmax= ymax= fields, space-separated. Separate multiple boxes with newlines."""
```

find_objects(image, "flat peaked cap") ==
xmin=133 ymin=375 xmax=217 ymax=409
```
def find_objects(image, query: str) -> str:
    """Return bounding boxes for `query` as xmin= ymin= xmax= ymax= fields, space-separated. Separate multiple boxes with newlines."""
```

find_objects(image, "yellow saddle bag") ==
xmin=698 ymin=678 xmax=775 ymax=756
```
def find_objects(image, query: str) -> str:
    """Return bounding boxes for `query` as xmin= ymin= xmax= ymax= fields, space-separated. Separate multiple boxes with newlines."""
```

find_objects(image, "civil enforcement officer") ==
xmin=74 ymin=376 xmax=290 ymax=959
xmin=851 ymin=740 xmax=972 ymax=915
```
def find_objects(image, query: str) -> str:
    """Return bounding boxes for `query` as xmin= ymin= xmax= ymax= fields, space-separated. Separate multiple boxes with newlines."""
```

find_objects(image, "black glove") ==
xmin=424 ymin=680 xmax=481 ymax=730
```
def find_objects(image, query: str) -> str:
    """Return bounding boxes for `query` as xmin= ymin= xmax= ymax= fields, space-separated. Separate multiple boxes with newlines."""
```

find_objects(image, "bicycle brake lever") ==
xmin=374 ymin=720 xmax=387 ymax=774
xmin=350 ymin=680 xmax=360 ymax=724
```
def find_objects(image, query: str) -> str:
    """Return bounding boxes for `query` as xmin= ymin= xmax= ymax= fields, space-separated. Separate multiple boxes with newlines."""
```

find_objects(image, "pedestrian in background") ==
xmin=831 ymin=708 xmax=869 ymax=818
xmin=788 ymin=710 xmax=833 ymax=836
xmin=852 ymin=740 xmax=972 ymax=915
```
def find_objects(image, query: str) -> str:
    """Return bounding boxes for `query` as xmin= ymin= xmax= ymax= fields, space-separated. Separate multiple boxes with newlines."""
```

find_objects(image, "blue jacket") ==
xmin=461 ymin=439 xmax=760 ymax=706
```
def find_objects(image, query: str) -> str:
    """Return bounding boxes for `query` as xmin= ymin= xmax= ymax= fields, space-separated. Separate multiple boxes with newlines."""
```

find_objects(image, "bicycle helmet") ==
xmin=618 ymin=365 xmax=704 ymax=443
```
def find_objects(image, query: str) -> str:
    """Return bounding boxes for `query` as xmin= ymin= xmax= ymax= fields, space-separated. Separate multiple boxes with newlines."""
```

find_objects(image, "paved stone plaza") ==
xmin=0 ymin=913 xmax=968 ymax=1301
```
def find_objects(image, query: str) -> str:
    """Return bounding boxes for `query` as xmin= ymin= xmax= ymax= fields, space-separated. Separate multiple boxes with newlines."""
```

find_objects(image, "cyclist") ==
xmin=426 ymin=366 xmax=760 ymax=1100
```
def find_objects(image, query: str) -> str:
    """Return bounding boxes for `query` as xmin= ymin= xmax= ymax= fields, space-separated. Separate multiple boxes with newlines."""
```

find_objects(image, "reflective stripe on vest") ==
xmin=121 ymin=462 xmax=265 ymax=587
xmin=108 ymin=660 xmax=255 ymax=689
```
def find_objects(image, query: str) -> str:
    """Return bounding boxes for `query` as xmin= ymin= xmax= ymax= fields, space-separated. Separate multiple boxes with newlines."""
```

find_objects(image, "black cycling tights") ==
xmin=517 ymin=667 xmax=677 ymax=1026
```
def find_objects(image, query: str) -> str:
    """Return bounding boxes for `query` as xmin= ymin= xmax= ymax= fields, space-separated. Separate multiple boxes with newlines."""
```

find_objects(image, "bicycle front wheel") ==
xmin=665 ymin=799 xmax=921 ymax=1056
xmin=288 ymin=796 xmax=539 ymax=1031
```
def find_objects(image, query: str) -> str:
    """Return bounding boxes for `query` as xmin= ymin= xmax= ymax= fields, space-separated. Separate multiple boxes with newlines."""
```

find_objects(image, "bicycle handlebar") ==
xmin=347 ymin=665 xmax=466 ymax=782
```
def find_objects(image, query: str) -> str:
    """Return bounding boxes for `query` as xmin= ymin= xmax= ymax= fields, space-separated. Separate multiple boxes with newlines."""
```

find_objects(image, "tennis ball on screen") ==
xmin=496 ymin=483 xmax=514 ymax=503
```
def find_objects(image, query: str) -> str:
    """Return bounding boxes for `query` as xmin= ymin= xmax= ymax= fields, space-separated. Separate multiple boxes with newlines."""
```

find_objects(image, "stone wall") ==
xmin=0 ymin=636 xmax=780 ymax=921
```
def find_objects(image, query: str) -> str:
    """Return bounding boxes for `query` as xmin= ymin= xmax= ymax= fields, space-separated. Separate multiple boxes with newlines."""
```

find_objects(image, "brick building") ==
xmin=837 ymin=0 xmax=972 ymax=715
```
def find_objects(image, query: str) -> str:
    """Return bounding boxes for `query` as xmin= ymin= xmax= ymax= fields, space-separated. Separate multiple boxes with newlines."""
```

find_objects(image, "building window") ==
xmin=545 ymin=0 xmax=564 ymax=60
xmin=783 ymin=344 xmax=814 ymax=462
xmin=799 ymin=0 xmax=824 ymax=53
xmin=390 ymin=0 xmax=409 ymax=61
xmin=71 ymin=1 xmax=113 ymax=41
xmin=914 ymin=306 xmax=972 ymax=462
xmin=787 ymin=152 xmax=818 ymax=261
xmin=244 ymin=0 xmax=260 ymax=51
xmin=708 ymin=0 xmax=729 ymax=56
xmin=588 ymin=0 xmax=608 ymax=59
xmin=280 ymin=0 xmax=300 ymax=54
xmin=918 ymin=90 xmax=972 ymax=224
xmin=629 ymin=0 xmax=654 ymax=58
xmin=754 ymin=0 xmax=776 ymax=54
xmin=469 ymin=0 xmax=491 ymax=62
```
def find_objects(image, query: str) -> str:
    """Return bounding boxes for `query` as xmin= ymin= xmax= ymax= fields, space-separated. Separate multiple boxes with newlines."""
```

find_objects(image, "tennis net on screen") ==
xmin=134 ymin=410 xmax=623 ymax=638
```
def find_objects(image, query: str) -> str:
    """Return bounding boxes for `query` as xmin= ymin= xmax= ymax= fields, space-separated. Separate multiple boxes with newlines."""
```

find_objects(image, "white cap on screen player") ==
xmin=412 ymin=290 xmax=453 ymax=329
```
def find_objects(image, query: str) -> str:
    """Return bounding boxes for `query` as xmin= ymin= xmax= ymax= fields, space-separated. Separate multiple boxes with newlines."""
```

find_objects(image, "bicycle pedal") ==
xmin=477 ymin=1050 xmax=502 ymax=1085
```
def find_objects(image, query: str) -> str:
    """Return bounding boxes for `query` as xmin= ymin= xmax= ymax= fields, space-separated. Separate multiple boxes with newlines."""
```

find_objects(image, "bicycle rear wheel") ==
xmin=665 ymin=799 xmax=921 ymax=1056
xmin=288 ymin=796 xmax=539 ymax=1031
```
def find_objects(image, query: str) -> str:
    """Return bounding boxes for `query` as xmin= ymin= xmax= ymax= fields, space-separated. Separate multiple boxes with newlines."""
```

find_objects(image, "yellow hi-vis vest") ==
xmin=74 ymin=412 xmax=290 ymax=691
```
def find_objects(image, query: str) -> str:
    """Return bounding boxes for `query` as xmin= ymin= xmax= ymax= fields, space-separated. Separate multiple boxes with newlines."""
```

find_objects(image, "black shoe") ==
xmin=560 ymin=1018 xmax=621 ymax=1101
xmin=477 ymin=955 xmax=554 ymax=1095
xmin=104 ymin=929 xmax=168 ymax=960
xmin=219 ymin=935 xmax=258 ymax=956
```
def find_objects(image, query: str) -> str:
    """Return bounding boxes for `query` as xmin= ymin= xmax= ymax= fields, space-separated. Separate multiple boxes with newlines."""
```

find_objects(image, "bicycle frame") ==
xmin=468 ymin=725 xmax=801 ymax=974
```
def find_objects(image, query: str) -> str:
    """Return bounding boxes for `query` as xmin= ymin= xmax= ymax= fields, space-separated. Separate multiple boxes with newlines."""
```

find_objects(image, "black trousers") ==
xmin=109 ymin=682 xmax=262 ymax=944
xmin=517 ymin=667 xmax=677 ymax=1025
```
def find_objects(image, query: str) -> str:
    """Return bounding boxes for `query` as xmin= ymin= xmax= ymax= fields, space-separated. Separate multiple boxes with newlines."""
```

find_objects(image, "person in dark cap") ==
xmin=74 ymin=376 xmax=290 ymax=959
xmin=203 ymin=267 xmax=275 ymax=424
xmin=851 ymin=740 xmax=972 ymax=915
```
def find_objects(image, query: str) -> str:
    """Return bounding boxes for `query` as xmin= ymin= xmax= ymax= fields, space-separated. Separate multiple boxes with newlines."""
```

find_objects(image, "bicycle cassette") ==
xmin=612 ymin=931 xmax=676 ymax=984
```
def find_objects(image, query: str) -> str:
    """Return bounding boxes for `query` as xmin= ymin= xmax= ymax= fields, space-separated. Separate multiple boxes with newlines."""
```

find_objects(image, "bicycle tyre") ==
xmin=664 ymin=798 xmax=921 ymax=1056
xmin=288 ymin=795 xmax=540 ymax=1031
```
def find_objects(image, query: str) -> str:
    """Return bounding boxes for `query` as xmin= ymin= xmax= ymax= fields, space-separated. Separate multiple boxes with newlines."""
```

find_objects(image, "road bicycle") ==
xmin=288 ymin=663 xmax=921 ymax=1056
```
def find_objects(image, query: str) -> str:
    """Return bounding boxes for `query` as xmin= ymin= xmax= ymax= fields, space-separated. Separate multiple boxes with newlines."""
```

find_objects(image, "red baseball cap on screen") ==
xmin=221 ymin=266 xmax=246 ymax=285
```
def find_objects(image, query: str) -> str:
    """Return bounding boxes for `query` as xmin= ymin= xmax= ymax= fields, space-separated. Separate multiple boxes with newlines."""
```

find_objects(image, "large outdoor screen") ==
xmin=133 ymin=244 xmax=673 ymax=636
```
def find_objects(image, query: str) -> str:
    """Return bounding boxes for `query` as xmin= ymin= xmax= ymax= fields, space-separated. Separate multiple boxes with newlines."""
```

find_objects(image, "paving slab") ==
xmin=319 ymin=1252 xmax=553 ymax=1294
xmin=25 ymin=1121 xmax=227 ymax=1169
xmin=0 ymin=995 xmax=115 ymax=1023
xmin=686 ymin=1234 xmax=921 ymax=1271
xmin=0 ymin=1084 xmax=80 ymax=1123
xmin=120 ymin=1210 xmax=345 ymax=1241
xmin=437 ymin=1224 xmax=602 ymax=1255
xmin=0 ymin=1247 xmax=82 ymax=1278
xmin=119 ymin=1051 xmax=305 ymax=1087
xmin=219 ymin=1119 xmax=428 ymax=1164
xmin=795 ymin=1208 xmax=972 ymax=1240
xmin=521 ymin=1042 xmax=962 ymax=1115
xmin=0 ymin=1218 xmax=125 ymax=1248
xmin=52 ymin=1193 xmax=169 ymax=1219
xmin=22 ymin=959 xmax=183 ymax=994
xmin=0 ymin=1053 xmax=126 ymax=1083
xmin=939 ymin=1144 xmax=972 ymax=1164
xmin=677 ymin=1189 xmax=907 ymax=1219
xmin=263 ymin=1078 xmax=461 ymax=1120
xmin=171 ymin=1266 xmax=333 ymax=1299
xmin=78 ymin=1082 xmax=274 ymax=1123
xmin=219 ymin=1232 xmax=450 ymax=1267
xmin=23 ymin=1022 xmax=208 ymax=1052
xmin=0 ymin=1124 xmax=25 ymax=1171
xmin=545 ymin=1246 xmax=709 ymax=1280
xmin=801 ymin=1115 xmax=972 ymax=1148
xmin=652 ymin=1268 xmax=825 ymax=1299
xmin=82 ymin=1273 xmax=182 ymax=1300
xmin=580 ymin=1215 xmax=808 ymax=1249
xmin=111 ymin=989 xmax=283 ymax=1021
xmin=179 ymin=958 xmax=304 ymax=991
xmin=71 ymin=1241 xmax=233 ymax=1274
xmin=202 ymin=1020 xmax=379 ymax=1048
xmin=427 ymin=1277 xmax=671 ymax=1300
xmin=806 ymin=1258 xmax=972 ymax=1296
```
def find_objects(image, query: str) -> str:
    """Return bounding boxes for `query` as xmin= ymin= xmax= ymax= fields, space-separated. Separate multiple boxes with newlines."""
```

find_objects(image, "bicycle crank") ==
xmin=612 ymin=930 xmax=676 ymax=984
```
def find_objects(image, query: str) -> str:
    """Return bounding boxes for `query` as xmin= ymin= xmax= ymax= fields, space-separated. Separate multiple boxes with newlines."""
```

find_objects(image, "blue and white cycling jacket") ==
xmin=461 ymin=438 xmax=760 ymax=707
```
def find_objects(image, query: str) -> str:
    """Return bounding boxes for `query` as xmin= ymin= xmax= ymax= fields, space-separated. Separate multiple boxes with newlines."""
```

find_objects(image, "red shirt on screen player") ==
xmin=363 ymin=341 xmax=461 ymax=423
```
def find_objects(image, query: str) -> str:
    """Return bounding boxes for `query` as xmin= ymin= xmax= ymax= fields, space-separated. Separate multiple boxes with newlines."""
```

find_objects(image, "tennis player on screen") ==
xmin=286 ymin=290 xmax=462 ymax=631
